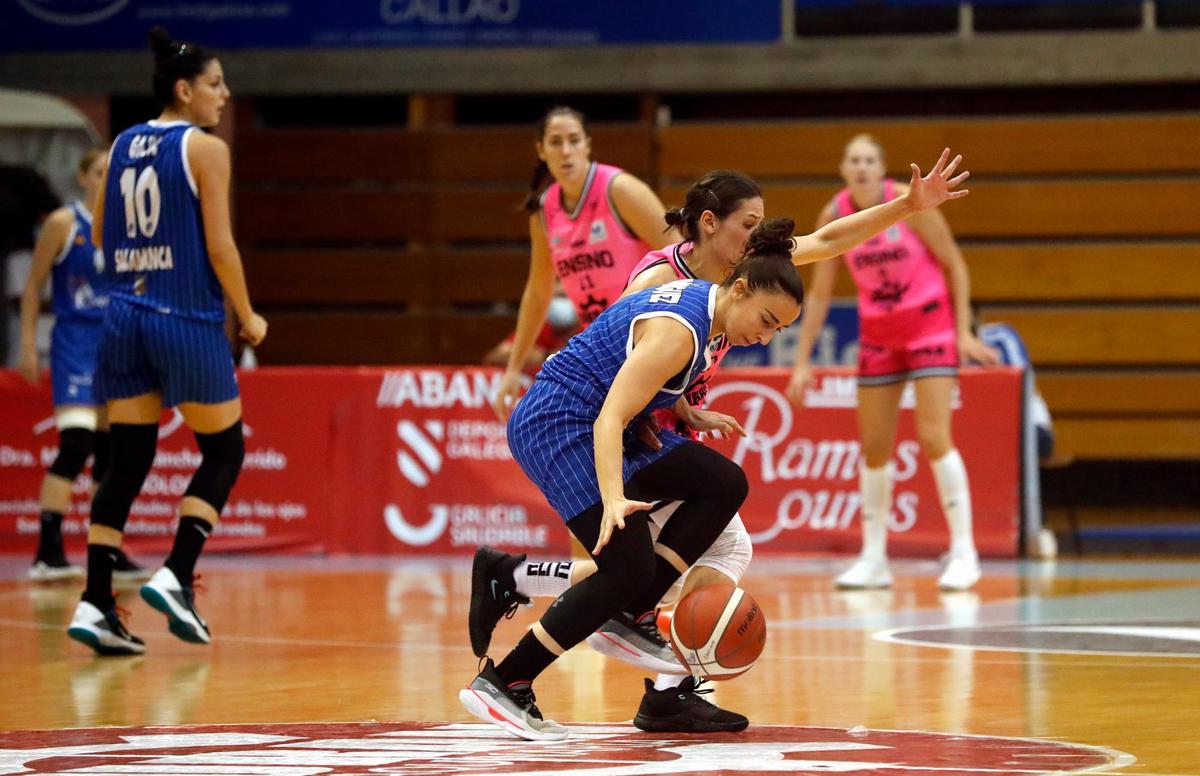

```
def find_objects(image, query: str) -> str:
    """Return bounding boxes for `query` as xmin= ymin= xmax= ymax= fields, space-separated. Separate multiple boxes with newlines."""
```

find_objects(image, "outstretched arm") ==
xmin=791 ymin=148 xmax=969 ymax=266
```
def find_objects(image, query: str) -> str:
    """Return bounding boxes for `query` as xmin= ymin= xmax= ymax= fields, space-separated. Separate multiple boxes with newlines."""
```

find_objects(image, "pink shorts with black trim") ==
xmin=857 ymin=298 xmax=959 ymax=386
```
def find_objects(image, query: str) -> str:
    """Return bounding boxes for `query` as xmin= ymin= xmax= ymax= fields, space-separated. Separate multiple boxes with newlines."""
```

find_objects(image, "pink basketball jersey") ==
xmin=541 ymin=162 xmax=652 ymax=326
xmin=627 ymin=242 xmax=732 ymax=411
xmin=835 ymin=179 xmax=950 ymax=325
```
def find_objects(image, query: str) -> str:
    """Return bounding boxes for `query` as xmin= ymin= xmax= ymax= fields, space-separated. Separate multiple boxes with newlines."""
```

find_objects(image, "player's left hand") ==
xmin=960 ymin=333 xmax=1001 ymax=365
xmin=905 ymin=148 xmax=970 ymax=212
xmin=685 ymin=408 xmax=746 ymax=439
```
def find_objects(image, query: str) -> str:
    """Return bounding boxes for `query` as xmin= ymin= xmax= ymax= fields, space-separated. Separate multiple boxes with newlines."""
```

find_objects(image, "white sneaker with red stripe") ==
xmin=585 ymin=610 xmax=685 ymax=675
xmin=458 ymin=658 xmax=567 ymax=741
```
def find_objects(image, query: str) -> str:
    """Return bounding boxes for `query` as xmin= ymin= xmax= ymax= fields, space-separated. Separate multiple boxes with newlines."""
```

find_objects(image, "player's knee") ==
xmin=91 ymin=423 xmax=159 ymax=531
xmin=714 ymin=456 xmax=749 ymax=512
xmin=49 ymin=427 xmax=95 ymax=481
xmin=184 ymin=421 xmax=245 ymax=514
xmin=916 ymin=423 xmax=951 ymax=459
xmin=92 ymin=430 xmax=111 ymax=483
xmin=694 ymin=519 xmax=754 ymax=585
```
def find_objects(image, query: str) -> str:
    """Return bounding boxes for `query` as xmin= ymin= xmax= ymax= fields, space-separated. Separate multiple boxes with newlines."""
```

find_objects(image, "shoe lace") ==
xmin=106 ymin=600 xmax=134 ymax=636
xmin=632 ymin=611 xmax=669 ymax=648
xmin=508 ymin=683 xmax=544 ymax=720
xmin=680 ymin=676 xmax=713 ymax=697
xmin=191 ymin=574 xmax=207 ymax=594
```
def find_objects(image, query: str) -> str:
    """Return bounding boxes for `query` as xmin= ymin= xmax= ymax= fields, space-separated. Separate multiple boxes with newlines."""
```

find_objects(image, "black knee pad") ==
xmin=91 ymin=430 xmax=111 ymax=483
xmin=184 ymin=420 xmax=245 ymax=514
xmin=49 ymin=427 xmax=95 ymax=480
xmin=91 ymin=423 xmax=159 ymax=531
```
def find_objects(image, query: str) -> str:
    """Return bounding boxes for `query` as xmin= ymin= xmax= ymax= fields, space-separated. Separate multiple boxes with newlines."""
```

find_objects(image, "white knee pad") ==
xmin=658 ymin=513 xmax=753 ymax=608
xmin=692 ymin=513 xmax=753 ymax=585
xmin=56 ymin=405 xmax=98 ymax=431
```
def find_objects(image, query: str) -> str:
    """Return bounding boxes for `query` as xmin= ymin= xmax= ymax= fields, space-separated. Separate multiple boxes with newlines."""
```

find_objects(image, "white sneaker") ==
xmin=585 ymin=611 xmax=686 ymax=675
xmin=835 ymin=556 xmax=893 ymax=589
xmin=29 ymin=559 xmax=84 ymax=583
xmin=140 ymin=567 xmax=210 ymax=644
xmin=459 ymin=658 xmax=568 ymax=741
xmin=67 ymin=600 xmax=145 ymax=656
xmin=938 ymin=552 xmax=982 ymax=591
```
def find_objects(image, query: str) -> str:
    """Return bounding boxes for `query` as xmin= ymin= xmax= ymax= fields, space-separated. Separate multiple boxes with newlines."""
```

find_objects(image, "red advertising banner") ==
xmin=0 ymin=366 xmax=1021 ymax=559
xmin=703 ymin=368 xmax=1022 ymax=558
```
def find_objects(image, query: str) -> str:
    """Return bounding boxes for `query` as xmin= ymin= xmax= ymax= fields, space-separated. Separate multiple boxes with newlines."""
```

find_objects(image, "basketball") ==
xmin=668 ymin=584 xmax=766 ymax=681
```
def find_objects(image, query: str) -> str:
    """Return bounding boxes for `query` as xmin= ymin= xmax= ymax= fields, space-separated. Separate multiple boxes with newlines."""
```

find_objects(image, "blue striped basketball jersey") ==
xmin=507 ymin=279 xmax=717 ymax=520
xmin=51 ymin=201 xmax=107 ymax=323
xmin=104 ymin=120 xmax=224 ymax=322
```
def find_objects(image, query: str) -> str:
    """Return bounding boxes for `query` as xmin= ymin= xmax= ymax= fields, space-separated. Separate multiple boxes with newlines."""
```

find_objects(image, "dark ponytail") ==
xmin=723 ymin=218 xmax=805 ymax=306
xmin=148 ymin=26 xmax=216 ymax=108
xmin=522 ymin=161 xmax=552 ymax=212
xmin=522 ymin=105 xmax=588 ymax=213
xmin=664 ymin=170 xmax=761 ymax=242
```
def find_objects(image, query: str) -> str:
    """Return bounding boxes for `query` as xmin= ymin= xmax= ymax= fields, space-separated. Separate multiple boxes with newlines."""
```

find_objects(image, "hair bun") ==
xmin=744 ymin=217 xmax=796 ymax=258
xmin=147 ymin=26 xmax=175 ymax=58
xmin=663 ymin=207 xmax=687 ymax=227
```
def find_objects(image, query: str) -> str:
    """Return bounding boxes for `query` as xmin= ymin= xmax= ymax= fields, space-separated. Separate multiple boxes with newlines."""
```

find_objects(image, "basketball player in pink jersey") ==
xmin=786 ymin=134 xmax=999 ymax=592
xmin=491 ymin=106 xmax=679 ymax=421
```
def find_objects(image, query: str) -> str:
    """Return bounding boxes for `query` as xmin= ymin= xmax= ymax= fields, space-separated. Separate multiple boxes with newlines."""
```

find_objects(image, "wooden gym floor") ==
xmin=1 ymin=553 xmax=1197 ymax=774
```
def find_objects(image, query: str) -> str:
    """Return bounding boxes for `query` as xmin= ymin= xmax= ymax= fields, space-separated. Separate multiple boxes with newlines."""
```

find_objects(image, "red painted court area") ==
xmin=0 ymin=721 xmax=1130 ymax=775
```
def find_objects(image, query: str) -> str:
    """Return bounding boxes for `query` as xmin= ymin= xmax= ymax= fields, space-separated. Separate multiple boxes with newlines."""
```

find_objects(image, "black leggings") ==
xmin=542 ymin=441 xmax=748 ymax=653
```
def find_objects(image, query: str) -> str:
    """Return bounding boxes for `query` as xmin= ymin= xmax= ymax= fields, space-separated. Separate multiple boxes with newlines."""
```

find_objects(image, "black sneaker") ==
xmin=458 ymin=658 xmax=567 ymax=741
xmin=112 ymin=548 xmax=152 ymax=583
xmin=468 ymin=546 xmax=530 ymax=657
xmin=633 ymin=676 xmax=749 ymax=733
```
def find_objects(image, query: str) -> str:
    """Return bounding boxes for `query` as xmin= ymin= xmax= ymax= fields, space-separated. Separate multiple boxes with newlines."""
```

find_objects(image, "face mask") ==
xmin=546 ymin=296 xmax=578 ymax=331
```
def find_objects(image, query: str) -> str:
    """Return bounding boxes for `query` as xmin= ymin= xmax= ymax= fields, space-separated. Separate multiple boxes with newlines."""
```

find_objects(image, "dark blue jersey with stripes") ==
xmin=103 ymin=120 xmax=224 ymax=322
xmin=507 ymin=279 xmax=717 ymax=519
xmin=50 ymin=201 xmax=107 ymax=323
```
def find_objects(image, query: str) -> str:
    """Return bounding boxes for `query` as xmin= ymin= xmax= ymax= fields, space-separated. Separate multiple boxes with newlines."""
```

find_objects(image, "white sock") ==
xmin=859 ymin=463 xmax=894 ymax=561
xmin=931 ymin=449 xmax=975 ymax=557
xmin=513 ymin=560 xmax=574 ymax=598
xmin=654 ymin=673 xmax=686 ymax=691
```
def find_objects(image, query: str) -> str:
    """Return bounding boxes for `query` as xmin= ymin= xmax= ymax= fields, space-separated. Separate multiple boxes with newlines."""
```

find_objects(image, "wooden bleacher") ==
xmin=236 ymin=115 xmax=654 ymax=365
xmin=236 ymin=110 xmax=1200 ymax=459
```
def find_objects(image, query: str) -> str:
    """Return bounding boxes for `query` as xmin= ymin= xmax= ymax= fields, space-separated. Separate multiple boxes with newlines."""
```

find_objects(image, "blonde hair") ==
xmin=843 ymin=133 xmax=886 ymax=164
xmin=78 ymin=147 xmax=107 ymax=174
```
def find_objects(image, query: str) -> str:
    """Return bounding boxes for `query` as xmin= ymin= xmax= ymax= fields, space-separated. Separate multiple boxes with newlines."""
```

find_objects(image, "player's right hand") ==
xmin=17 ymin=348 xmax=39 ymax=385
xmin=240 ymin=312 xmax=268 ymax=346
xmin=785 ymin=363 xmax=814 ymax=406
xmin=491 ymin=370 xmax=523 ymax=421
xmin=594 ymin=495 xmax=655 ymax=555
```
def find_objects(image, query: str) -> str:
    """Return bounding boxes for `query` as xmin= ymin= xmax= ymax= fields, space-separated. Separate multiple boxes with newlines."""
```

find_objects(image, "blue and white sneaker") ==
xmin=140 ymin=567 xmax=210 ymax=644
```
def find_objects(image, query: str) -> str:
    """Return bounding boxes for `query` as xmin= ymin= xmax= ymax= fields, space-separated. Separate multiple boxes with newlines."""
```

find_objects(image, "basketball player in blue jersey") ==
xmin=66 ymin=27 xmax=267 ymax=656
xmin=459 ymin=220 xmax=804 ymax=741
xmin=18 ymin=149 xmax=147 ymax=584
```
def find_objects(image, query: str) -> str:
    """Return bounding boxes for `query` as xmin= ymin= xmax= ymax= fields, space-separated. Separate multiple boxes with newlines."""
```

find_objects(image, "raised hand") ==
xmin=905 ymin=148 xmax=970 ymax=213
